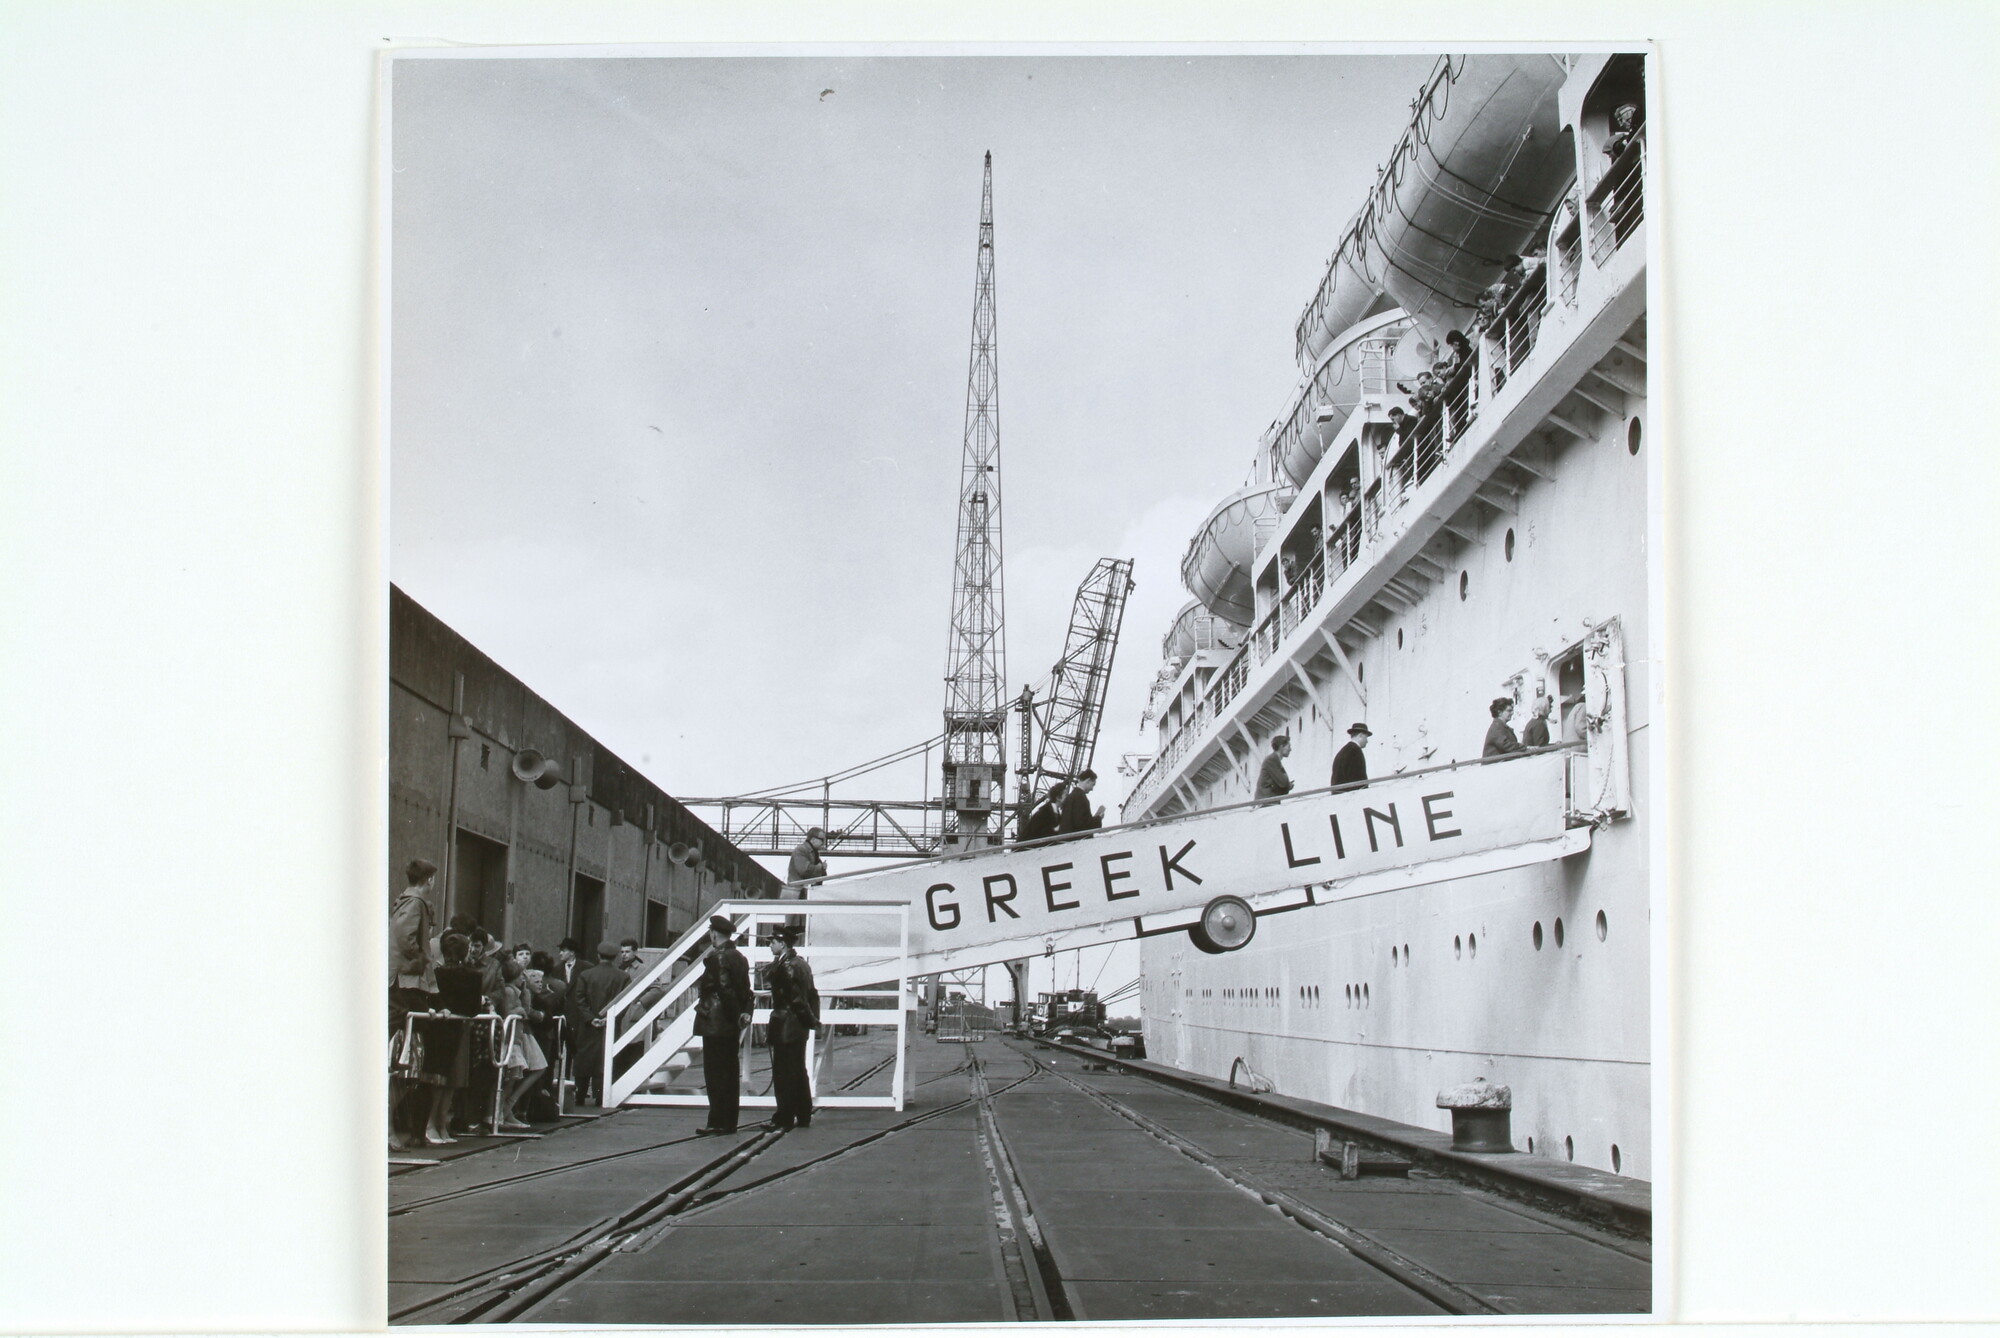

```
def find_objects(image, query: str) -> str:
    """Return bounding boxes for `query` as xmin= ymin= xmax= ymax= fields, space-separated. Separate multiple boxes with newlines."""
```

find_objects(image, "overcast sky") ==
xmin=390 ymin=53 xmax=1430 ymax=993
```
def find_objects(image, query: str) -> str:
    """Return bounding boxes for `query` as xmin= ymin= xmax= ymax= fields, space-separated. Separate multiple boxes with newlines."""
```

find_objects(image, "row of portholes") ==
xmin=1525 ymin=1136 xmax=1624 ymax=1174
xmin=1389 ymin=943 xmax=1413 ymax=965
xmin=1534 ymin=910 xmax=1613 ymax=948
xmin=1297 ymin=984 xmax=1323 ymax=1007
xmin=1344 ymin=983 xmax=1371 ymax=1008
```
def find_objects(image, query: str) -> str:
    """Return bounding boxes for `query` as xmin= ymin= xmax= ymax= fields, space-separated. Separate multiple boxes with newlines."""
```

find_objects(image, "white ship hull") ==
xmin=1129 ymin=52 xmax=1654 ymax=1181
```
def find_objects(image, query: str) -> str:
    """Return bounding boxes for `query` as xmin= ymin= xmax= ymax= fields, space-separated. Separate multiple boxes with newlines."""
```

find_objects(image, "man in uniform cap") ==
xmin=1332 ymin=722 xmax=1372 ymax=788
xmin=762 ymin=923 xmax=821 ymax=1131
xmin=695 ymin=915 xmax=753 ymax=1135
xmin=569 ymin=942 xmax=631 ymax=1107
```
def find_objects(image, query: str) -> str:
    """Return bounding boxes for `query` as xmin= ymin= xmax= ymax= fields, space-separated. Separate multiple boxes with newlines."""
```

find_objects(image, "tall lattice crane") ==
xmin=1016 ymin=559 xmax=1136 ymax=815
xmin=940 ymin=152 xmax=1008 ymax=853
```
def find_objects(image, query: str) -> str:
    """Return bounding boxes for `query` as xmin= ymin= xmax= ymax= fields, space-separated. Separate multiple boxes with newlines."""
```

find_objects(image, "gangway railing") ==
xmin=600 ymin=899 xmax=911 ymax=1112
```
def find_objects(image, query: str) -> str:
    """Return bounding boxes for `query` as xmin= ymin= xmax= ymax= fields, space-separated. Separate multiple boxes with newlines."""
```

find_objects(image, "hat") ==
xmin=772 ymin=923 xmax=802 ymax=944
xmin=1347 ymin=722 xmax=1372 ymax=736
xmin=596 ymin=941 xmax=619 ymax=960
xmin=707 ymin=914 xmax=734 ymax=936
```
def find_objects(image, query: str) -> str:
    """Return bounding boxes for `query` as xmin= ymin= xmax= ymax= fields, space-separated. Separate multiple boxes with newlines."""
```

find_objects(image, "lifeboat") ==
xmin=1293 ymin=54 xmax=1576 ymax=357
xmin=1363 ymin=54 xmax=1574 ymax=338
xmin=1162 ymin=598 xmax=1242 ymax=663
xmin=1180 ymin=482 xmax=1293 ymax=627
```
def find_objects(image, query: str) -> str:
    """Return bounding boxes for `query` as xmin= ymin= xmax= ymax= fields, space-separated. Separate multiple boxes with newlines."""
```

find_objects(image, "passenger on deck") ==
xmin=1483 ymin=697 xmax=1522 ymax=758
xmin=1020 ymin=781 xmax=1067 ymax=842
xmin=1057 ymin=769 xmax=1106 ymax=835
xmin=763 ymin=923 xmax=821 ymax=1132
xmin=1521 ymin=695 xmax=1554 ymax=748
xmin=695 ymin=915 xmax=754 ymax=1136
xmin=1605 ymin=103 xmax=1642 ymax=159
xmin=1386 ymin=406 xmax=1420 ymax=445
xmin=1442 ymin=330 xmax=1474 ymax=381
xmin=569 ymin=942 xmax=630 ymax=1108
xmin=1255 ymin=734 xmax=1294 ymax=801
xmin=1332 ymin=722 xmax=1371 ymax=788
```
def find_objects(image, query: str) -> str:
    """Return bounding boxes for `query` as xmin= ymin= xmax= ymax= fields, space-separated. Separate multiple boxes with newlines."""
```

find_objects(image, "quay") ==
xmin=390 ymin=1034 xmax=1650 ymax=1323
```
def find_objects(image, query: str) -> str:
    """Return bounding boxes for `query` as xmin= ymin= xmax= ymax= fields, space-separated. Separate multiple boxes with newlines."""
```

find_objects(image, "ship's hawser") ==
xmin=1123 ymin=53 xmax=1653 ymax=1179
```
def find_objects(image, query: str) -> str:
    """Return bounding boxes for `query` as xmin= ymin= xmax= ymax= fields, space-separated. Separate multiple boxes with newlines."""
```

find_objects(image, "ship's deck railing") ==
xmin=1587 ymin=139 xmax=1644 ymax=267
xmin=1127 ymin=170 xmax=1645 ymax=816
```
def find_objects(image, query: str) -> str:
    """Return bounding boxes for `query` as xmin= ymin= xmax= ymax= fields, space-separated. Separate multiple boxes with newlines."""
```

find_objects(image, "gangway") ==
xmin=597 ymin=899 xmax=911 ymax=1112
xmin=807 ymin=744 xmax=1606 ymax=991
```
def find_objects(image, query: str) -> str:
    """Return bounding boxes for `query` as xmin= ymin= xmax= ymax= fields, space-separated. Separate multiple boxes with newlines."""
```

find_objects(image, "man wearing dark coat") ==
xmin=1057 ymin=770 xmax=1105 ymax=835
xmin=763 ymin=924 xmax=821 ymax=1131
xmin=695 ymin=915 xmax=753 ymax=1135
xmin=569 ymin=943 xmax=630 ymax=1107
xmin=1332 ymin=722 xmax=1371 ymax=788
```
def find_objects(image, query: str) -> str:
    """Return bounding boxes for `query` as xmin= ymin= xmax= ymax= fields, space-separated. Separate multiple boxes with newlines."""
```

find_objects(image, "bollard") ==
xmin=1436 ymin=1076 xmax=1514 ymax=1153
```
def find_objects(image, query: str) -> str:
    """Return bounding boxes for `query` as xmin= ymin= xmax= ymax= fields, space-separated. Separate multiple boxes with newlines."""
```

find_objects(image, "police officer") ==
xmin=763 ymin=924 xmax=821 ymax=1131
xmin=694 ymin=915 xmax=752 ymax=1135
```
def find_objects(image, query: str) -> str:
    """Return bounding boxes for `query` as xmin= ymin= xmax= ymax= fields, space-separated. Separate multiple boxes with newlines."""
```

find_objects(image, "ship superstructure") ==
xmin=1123 ymin=53 xmax=1653 ymax=1178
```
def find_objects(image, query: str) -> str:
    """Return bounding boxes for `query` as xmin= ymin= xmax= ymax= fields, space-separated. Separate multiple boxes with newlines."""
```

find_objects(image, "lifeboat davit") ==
xmin=1181 ymin=482 xmax=1293 ymax=627
xmin=1274 ymin=310 xmax=1413 ymax=488
xmin=1162 ymin=598 xmax=1243 ymax=662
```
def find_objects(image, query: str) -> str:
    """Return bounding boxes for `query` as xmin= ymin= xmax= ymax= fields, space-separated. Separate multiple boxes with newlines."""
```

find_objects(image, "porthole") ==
xmin=1627 ymin=416 xmax=1643 ymax=455
xmin=1404 ymin=942 xmax=1410 ymax=960
xmin=1468 ymin=933 xmax=1478 ymax=959
xmin=1595 ymin=910 xmax=1608 ymax=941
xmin=1454 ymin=935 xmax=1462 ymax=959
xmin=1554 ymin=917 xmax=1565 ymax=948
xmin=1397 ymin=628 xmax=1404 ymax=649
xmin=1564 ymin=1136 xmax=1575 ymax=1162
xmin=1344 ymin=985 xmax=1352 ymax=1005
xmin=1390 ymin=945 xmax=1398 ymax=965
xmin=1527 ymin=1137 xmax=1535 ymax=1154
xmin=1611 ymin=1144 xmax=1623 ymax=1173
xmin=1505 ymin=528 xmax=1516 ymax=561
xmin=1357 ymin=661 xmax=1365 ymax=683
xmin=1532 ymin=921 xmax=1543 ymax=950
xmin=1362 ymin=984 xmax=1370 ymax=1006
xmin=1459 ymin=571 xmax=1469 ymax=600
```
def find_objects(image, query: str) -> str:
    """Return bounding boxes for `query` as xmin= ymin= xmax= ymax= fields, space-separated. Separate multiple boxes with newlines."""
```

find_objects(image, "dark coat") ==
xmin=1521 ymin=716 xmax=1551 ymax=748
xmin=1057 ymin=787 xmax=1103 ymax=836
xmin=575 ymin=961 xmax=631 ymax=1025
xmin=1020 ymin=799 xmax=1062 ymax=842
xmin=696 ymin=943 xmax=753 ymax=1039
xmin=1483 ymin=719 xmax=1522 ymax=758
xmin=1256 ymin=752 xmax=1293 ymax=800
xmin=1332 ymin=741 xmax=1368 ymax=787
xmin=766 ymin=951 xmax=820 ymax=1045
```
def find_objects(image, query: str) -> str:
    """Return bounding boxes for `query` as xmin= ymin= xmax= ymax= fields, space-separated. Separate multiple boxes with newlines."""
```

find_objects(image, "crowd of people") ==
xmin=388 ymin=861 xmax=830 ymax=1150
xmin=388 ymin=865 xmax=683 ymax=1148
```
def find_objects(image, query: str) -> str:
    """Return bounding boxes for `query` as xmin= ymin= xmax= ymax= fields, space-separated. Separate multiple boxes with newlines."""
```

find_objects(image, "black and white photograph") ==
xmin=384 ymin=48 xmax=1658 ymax=1324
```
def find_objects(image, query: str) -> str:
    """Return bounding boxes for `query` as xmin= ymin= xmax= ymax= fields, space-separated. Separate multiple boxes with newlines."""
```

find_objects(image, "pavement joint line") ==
xmin=391 ymin=1127 xmax=778 ymax=1325
xmin=390 ymin=1129 xmax=710 ymax=1216
xmin=968 ymin=1049 xmax=1062 ymax=1321
xmin=1027 ymin=1041 xmax=1501 ymax=1317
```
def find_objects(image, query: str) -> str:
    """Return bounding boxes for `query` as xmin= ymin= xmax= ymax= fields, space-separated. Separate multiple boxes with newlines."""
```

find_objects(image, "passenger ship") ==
xmin=1121 ymin=53 xmax=1654 ymax=1179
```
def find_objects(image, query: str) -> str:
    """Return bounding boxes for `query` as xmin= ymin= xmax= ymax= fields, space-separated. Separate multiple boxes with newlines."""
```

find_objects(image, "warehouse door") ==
xmin=571 ymin=873 xmax=605 ymax=954
xmin=453 ymin=829 xmax=510 ymax=938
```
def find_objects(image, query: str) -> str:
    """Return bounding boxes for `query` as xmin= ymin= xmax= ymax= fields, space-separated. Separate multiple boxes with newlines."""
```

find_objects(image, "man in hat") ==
xmin=1256 ymin=735 xmax=1294 ymax=801
xmin=1332 ymin=722 xmax=1372 ymax=788
xmin=570 ymin=942 xmax=630 ymax=1107
xmin=1057 ymin=769 xmax=1105 ymax=835
xmin=762 ymin=923 xmax=821 ymax=1131
xmin=695 ymin=915 xmax=753 ymax=1135
xmin=785 ymin=827 xmax=829 ymax=897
